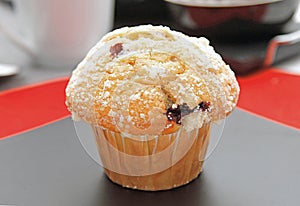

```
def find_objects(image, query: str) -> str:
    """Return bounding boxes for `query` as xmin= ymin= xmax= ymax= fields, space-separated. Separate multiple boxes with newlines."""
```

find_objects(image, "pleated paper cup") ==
xmin=91 ymin=123 xmax=211 ymax=191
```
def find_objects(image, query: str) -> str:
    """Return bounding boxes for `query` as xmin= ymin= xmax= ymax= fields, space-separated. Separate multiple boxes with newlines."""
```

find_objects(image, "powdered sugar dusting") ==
xmin=65 ymin=25 xmax=239 ymax=135
xmin=148 ymin=67 xmax=166 ymax=78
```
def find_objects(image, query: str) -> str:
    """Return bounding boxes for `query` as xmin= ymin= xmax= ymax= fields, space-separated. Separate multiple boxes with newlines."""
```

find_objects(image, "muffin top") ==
xmin=65 ymin=25 xmax=239 ymax=135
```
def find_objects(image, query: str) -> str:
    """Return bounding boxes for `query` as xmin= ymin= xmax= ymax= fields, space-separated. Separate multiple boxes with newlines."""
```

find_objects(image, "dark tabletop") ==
xmin=0 ymin=109 xmax=299 ymax=206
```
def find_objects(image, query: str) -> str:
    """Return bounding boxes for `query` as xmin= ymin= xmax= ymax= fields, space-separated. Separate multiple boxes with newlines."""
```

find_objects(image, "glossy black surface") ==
xmin=1 ymin=110 xmax=300 ymax=205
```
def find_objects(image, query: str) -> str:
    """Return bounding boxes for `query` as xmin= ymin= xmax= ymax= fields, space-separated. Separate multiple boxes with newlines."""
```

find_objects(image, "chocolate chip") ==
xmin=165 ymin=101 xmax=211 ymax=124
xmin=166 ymin=104 xmax=182 ymax=124
xmin=110 ymin=43 xmax=123 ymax=57
xmin=198 ymin=101 xmax=211 ymax=112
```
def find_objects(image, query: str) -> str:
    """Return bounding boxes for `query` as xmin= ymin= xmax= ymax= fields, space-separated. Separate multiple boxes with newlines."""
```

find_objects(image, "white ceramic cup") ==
xmin=0 ymin=0 xmax=115 ymax=69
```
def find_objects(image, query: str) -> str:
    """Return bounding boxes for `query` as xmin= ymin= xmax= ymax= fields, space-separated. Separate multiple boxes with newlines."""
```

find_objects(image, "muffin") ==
xmin=65 ymin=25 xmax=239 ymax=191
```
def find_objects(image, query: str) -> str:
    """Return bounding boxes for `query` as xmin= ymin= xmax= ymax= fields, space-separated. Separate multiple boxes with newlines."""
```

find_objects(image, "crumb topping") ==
xmin=65 ymin=25 xmax=240 ymax=135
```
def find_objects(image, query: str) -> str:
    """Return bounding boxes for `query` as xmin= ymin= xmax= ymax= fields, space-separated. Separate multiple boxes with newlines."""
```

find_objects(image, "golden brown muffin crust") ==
xmin=65 ymin=25 xmax=239 ymax=135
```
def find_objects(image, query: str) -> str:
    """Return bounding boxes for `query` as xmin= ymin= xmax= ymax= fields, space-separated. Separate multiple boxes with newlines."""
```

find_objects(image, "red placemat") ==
xmin=237 ymin=68 xmax=300 ymax=130
xmin=0 ymin=77 xmax=71 ymax=139
xmin=0 ymin=68 xmax=299 ymax=140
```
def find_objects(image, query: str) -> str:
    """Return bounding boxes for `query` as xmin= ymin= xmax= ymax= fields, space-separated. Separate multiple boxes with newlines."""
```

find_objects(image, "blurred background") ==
xmin=1 ymin=0 xmax=300 ymax=84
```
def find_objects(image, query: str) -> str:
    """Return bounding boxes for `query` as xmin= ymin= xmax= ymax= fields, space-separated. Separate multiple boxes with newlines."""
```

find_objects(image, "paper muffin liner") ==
xmin=90 ymin=123 xmax=211 ymax=191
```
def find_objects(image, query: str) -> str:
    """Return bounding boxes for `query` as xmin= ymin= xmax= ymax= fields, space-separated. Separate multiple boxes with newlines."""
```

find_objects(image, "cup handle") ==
xmin=0 ymin=0 xmax=33 ymax=54
xmin=263 ymin=29 xmax=300 ymax=67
